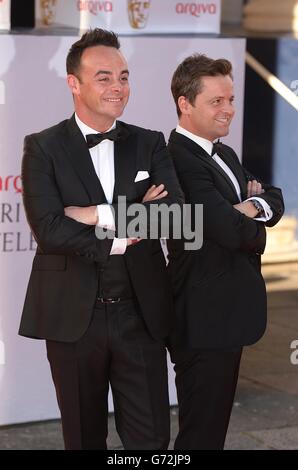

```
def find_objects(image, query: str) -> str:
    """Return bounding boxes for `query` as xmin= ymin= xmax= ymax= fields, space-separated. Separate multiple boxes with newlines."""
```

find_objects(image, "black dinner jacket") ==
xmin=167 ymin=130 xmax=284 ymax=349
xmin=19 ymin=115 xmax=184 ymax=342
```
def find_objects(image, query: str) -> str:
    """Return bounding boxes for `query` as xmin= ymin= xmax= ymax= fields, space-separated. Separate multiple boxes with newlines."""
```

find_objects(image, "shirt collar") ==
xmin=176 ymin=125 xmax=214 ymax=156
xmin=75 ymin=113 xmax=116 ymax=141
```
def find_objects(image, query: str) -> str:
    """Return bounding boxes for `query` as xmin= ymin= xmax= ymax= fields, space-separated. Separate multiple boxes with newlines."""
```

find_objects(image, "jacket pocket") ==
xmin=134 ymin=178 xmax=151 ymax=199
xmin=32 ymin=254 xmax=67 ymax=271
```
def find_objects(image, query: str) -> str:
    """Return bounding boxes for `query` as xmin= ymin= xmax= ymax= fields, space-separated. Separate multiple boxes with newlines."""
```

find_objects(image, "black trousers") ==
xmin=171 ymin=346 xmax=242 ymax=450
xmin=46 ymin=299 xmax=170 ymax=450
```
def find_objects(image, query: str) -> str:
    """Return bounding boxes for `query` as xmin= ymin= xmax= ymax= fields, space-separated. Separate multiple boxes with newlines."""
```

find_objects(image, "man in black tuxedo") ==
xmin=167 ymin=54 xmax=284 ymax=449
xmin=19 ymin=29 xmax=183 ymax=450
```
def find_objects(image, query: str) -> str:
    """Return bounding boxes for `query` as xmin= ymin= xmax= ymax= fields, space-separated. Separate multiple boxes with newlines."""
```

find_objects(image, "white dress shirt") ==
xmin=176 ymin=125 xmax=272 ymax=222
xmin=75 ymin=114 xmax=127 ymax=255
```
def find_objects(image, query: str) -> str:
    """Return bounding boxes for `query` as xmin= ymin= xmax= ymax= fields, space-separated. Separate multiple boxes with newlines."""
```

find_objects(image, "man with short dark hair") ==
xmin=167 ymin=54 xmax=284 ymax=449
xmin=19 ymin=29 xmax=183 ymax=450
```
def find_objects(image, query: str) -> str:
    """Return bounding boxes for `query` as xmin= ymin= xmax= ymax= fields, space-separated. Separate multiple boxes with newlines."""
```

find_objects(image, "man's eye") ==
xmin=98 ymin=77 xmax=108 ymax=82
xmin=121 ymin=76 xmax=129 ymax=81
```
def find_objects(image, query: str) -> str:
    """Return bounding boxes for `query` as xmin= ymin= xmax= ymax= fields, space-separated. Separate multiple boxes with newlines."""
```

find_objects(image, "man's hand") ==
xmin=64 ymin=206 xmax=98 ymax=225
xmin=247 ymin=180 xmax=264 ymax=198
xmin=127 ymin=238 xmax=142 ymax=247
xmin=142 ymin=184 xmax=168 ymax=202
xmin=127 ymin=184 xmax=168 ymax=248
xmin=233 ymin=201 xmax=259 ymax=219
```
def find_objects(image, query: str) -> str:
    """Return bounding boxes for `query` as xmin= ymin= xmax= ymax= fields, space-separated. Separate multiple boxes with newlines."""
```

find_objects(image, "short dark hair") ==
xmin=171 ymin=54 xmax=233 ymax=117
xmin=66 ymin=28 xmax=120 ymax=76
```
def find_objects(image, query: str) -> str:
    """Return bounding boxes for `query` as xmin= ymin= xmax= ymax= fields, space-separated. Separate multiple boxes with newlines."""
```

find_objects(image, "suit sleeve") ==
xmin=112 ymin=132 xmax=184 ymax=238
xmin=240 ymin=163 xmax=285 ymax=227
xmin=22 ymin=134 xmax=113 ymax=264
xmin=173 ymin=151 xmax=266 ymax=254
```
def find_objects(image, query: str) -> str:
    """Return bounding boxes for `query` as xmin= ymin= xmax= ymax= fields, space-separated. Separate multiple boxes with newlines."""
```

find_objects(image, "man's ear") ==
xmin=67 ymin=74 xmax=81 ymax=96
xmin=178 ymin=96 xmax=192 ymax=116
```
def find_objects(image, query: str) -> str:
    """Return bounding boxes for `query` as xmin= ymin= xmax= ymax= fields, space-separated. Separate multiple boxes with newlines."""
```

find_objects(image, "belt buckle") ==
xmin=98 ymin=297 xmax=121 ymax=304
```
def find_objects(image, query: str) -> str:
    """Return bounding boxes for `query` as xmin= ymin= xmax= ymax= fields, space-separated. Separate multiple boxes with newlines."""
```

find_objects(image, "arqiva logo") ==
xmin=0 ymin=175 xmax=22 ymax=194
xmin=77 ymin=0 xmax=113 ymax=15
xmin=176 ymin=2 xmax=217 ymax=17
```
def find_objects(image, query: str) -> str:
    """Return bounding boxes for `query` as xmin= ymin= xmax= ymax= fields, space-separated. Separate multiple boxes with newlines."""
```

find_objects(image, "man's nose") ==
xmin=222 ymin=101 xmax=235 ymax=114
xmin=110 ymin=79 xmax=123 ymax=92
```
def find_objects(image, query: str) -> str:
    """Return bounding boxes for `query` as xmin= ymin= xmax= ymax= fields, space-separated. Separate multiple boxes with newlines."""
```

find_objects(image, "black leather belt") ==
xmin=96 ymin=297 xmax=131 ymax=304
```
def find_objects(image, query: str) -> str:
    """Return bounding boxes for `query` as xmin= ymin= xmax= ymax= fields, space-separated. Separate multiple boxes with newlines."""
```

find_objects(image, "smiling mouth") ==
xmin=105 ymin=98 xmax=122 ymax=103
xmin=216 ymin=117 xmax=230 ymax=124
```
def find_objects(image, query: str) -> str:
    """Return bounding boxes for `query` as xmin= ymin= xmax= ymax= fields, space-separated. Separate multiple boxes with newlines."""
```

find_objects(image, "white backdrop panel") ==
xmin=35 ymin=0 xmax=221 ymax=34
xmin=0 ymin=34 xmax=245 ymax=425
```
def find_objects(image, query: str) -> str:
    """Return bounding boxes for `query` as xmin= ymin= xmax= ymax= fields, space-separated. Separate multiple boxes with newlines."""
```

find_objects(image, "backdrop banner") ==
xmin=0 ymin=33 xmax=245 ymax=425
xmin=0 ymin=0 xmax=10 ymax=30
xmin=35 ymin=0 xmax=221 ymax=34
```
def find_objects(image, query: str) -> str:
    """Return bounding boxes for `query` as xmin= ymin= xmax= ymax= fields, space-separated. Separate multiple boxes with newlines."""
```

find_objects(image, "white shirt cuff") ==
xmin=110 ymin=237 xmax=127 ymax=255
xmin=97 ymin=204 xmax=115 ymax=231
xmin=246 ymin=197 xmax=273 ymax=222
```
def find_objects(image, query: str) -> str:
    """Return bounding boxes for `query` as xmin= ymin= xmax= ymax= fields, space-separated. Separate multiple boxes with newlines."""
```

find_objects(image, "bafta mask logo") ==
xmin=40 ymin=0 xmax=57 ymax=26
xmin=127 ymin=1 xmax=151 ymax=29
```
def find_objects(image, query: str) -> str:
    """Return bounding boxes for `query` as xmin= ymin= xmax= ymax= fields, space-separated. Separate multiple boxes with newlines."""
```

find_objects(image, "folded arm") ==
xmin=22 ymin=135 xmax=113 ymax=264
xmin=65 ymin=132 xmax=184 ymax=240
xmin=176 ymin=161 xmax=266 ymax=254
xmin=229 ymin=150 xmax=284 ymax=227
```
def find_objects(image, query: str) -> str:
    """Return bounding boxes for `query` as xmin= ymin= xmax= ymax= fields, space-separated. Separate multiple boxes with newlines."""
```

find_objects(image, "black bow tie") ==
xmin=211 ymin=140 xmax=221 ymax=156
xmin=86 ymin=128 xmax=120 ymax=148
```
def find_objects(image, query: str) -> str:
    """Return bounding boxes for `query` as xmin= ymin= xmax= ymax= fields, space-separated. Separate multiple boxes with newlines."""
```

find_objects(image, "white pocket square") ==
xmin=134 ymin=171 xmax=150 ymax=182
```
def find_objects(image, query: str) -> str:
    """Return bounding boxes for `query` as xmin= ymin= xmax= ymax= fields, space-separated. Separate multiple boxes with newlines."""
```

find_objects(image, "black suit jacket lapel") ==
xmin=215 ymin=143 xmax=247 ymax=200
xmin=62 ymin=114 xmax=107 ymax=204
xmin=112 ymin=122 xmax=137 ymax=202
xmin=169 ymin=130 xmax=239 ymax=199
